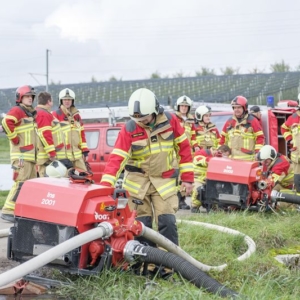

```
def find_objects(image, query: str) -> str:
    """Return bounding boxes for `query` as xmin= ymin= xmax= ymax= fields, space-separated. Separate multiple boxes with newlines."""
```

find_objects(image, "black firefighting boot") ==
xmin=178 ymin=192 xmax=190 ymax=210
xmin=294 ymin=174 xmax=300 ymax=193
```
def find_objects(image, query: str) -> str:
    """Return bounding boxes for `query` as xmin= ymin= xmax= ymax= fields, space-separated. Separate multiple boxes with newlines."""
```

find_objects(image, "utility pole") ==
xmin=46 ymin=49 xmax=50 ymax=92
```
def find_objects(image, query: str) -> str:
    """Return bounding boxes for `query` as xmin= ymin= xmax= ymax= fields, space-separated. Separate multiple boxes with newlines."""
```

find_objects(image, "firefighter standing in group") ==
xmin=100 ymin=88 xmax=194 ymax=257
xmin=194 ymin=105 xmax=220 ymax=149
xmin=281 ymin=93 xmax=300 ymax=193
xmin=1 ymin=85 xmax=38 ymax=222
xmin=52 ymin=88 xmax=89 ymax=170
xmin=174 ymin=95 xmax=198 ymax=210
xmin=35 ymin=91 xmax=70 ymax=177
xmin=219 ymin=96 xmax=265 ymax=160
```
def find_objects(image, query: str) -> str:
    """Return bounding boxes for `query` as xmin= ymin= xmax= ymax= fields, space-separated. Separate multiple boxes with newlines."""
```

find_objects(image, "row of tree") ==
xmin=50 ymin=60 xmax=297 ymax=85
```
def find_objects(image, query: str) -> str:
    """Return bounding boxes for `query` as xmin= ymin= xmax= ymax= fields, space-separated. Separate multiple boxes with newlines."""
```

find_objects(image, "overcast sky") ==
xmin=0 ymin=0 xmax=299 ymax=89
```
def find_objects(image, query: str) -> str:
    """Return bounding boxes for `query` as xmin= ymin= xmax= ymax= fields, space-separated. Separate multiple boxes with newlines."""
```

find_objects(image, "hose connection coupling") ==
xmin=97 ymin=222 xmax=114 ymax=239
xmin=257 ymin=180 xmax=268 ymax=190
xmin=270 ymin=190 xmax=283 ymax=202
xmin=123 ymin=240 xmax=147 ymax=262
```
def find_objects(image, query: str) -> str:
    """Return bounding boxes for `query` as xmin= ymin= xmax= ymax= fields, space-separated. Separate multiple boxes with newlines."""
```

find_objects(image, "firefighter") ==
xmin=100 ymin=88 xmax=194 ymax=249
xmin=36 ymin=92 xmax=70 ymax=177
xmin=174 ymin=95 xmax=198 ymax=210
xmin=194 ymin=105 xmax=220 ymax=149
xmin=281 ymin=94 xmax=300 ymax=193
xmin=1 ymin=85 xmax=37 ymax=222
xmin=257 ymin=145 xmax=294 ymax=204
xmin=52 ymin=88 xmax=89 ymax=170
xmin=190 ymin=146 xmax=231 ymax=212
xmin=219 ymin=96 xmax=265 ymax=161
xmin=250 ymin=106 xmax=262 ymax=122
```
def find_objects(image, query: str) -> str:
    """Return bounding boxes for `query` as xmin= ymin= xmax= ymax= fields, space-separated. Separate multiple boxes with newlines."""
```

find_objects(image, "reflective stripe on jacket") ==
xmin=52 ymin=107 xmax=88 ymax=161
xmin=219 ymin=114 xmax=264 ymax=161
xmin=281 ymin=111 xmax=300 ymax=164
xmin=101 ymin=111 xmax=194 ymax=200
xmin=36 ymin=106 xmax=67 ymax=165
xmin=194 ymin=122 xmax=220 ymax=149
xmin=2 ymin=106 xmax=37 ymax=163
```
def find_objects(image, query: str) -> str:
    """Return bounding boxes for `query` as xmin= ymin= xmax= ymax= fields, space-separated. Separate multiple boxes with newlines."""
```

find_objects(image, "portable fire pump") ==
xmin=199 ymin=157 xmax=300 ymax=212
xmin=7 ymin=177 xmax=143 ymax=274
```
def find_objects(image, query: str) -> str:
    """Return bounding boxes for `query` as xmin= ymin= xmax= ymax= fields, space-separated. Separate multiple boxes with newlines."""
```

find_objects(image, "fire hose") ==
xmin=0 ymin=220 xmax=254 ymax=298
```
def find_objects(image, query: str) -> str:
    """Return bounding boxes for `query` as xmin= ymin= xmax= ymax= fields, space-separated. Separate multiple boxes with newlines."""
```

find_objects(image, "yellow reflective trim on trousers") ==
xmin=123 ymin=179 xmax=141 ymax=194
xmin=101 ymin=174 xmax=116 ymax=186
xmin=157 ymin=179 xmax=176 ymax=197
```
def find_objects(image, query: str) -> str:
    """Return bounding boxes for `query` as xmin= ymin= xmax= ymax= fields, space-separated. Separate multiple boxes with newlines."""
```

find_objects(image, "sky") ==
xmin=0 ymin=0 xmax=299 ymax=89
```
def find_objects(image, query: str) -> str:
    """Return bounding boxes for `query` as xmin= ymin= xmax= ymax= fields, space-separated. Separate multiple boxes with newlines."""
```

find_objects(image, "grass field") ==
xmin=55 ymin=209 xmax=300 ymax=300
xmin=0 ymin=135 xmax=10 ymax=164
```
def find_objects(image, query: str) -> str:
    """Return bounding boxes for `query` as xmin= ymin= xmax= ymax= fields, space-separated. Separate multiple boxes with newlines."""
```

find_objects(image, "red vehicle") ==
xmin=81 ymin=101 xmax=297 ymax=183
xmin=84 ymin=122 xmax=123 ymax=182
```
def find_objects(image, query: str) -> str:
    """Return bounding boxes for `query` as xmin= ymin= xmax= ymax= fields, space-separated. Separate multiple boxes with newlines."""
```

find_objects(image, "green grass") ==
xmin=0 ymin=135 xmax=10 ymax=164
xmin=55 ymin=210 xmax=300 ymax=300
xmin=0 ymin=191 xmax=8 ymax=208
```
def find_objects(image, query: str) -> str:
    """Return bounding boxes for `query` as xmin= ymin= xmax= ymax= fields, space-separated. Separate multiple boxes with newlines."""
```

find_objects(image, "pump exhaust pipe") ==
xmin=271 ymin=190 xmax=300 ymax=205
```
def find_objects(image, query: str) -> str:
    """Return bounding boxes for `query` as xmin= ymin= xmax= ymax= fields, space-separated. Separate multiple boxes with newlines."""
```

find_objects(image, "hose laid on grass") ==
xmin=141 ymin=219 xmax=256 ymax=272
xmin=135 ymin=244 xmax=240 ymax=299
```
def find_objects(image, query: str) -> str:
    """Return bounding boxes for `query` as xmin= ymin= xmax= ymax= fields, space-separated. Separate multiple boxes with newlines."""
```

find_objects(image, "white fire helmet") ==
xmin=128 ymin=88 xmax=160 ymax=121
xmin=59 ymin=88 xmax=75 ymax=106
xmin=195 ymin=105 xmax=211 ymax=121
xmin=257 ymin=145 xmax=277 ymax=161
xmin=46 ymin=160 xmax=67 ymax=178
xmin=175 ymin=95 xmax=193 ymax=112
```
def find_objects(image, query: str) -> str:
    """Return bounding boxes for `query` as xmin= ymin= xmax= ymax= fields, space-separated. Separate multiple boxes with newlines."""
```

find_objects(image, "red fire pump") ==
xmin=201 ymin=157 xmax=275 ymax=211
xmin=7 ymin=177 xmax=143 ymax=274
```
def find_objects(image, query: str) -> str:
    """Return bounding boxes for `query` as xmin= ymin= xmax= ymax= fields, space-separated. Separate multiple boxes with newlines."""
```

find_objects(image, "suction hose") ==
xmin=271 ymin=190 xmax=300 ymax=205
xmin=127 ymin=243 xmax=240 ymax=299
xmin=141 ymin=219 xmax=256 ymax=272
xmin=0 ymin=222 xmax=113 ymax=287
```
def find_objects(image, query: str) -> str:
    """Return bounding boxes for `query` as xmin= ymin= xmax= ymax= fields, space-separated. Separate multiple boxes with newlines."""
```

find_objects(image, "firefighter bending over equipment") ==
xmin=174 ymin=95 xmax=198 ymax=210
xmin=281 ymin=94 xmax=300 ymax=193
xmin=36 ymin=92 xmax=69 ymax=177
xmin=257 ymin=145 xmax=295 ymax=209
xmin=194 ymin=105 xmax=220 ymax=149
xmin=1 ymin=85 xmax=37 ymax=222
xmin=52 ymin=88 xmax=89 ymax=170
xmin=100 ymin=88 xmax=194 ymax=252
xmin=219 ymin=96 xmax=265 ymax=160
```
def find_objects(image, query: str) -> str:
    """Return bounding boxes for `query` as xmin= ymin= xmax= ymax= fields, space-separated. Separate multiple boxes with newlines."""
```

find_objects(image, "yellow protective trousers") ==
xmin=2 ymin=161 xmax=37 ymax=213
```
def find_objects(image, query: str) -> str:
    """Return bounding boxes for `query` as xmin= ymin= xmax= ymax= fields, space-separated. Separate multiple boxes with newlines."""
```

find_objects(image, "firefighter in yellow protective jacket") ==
xmin=174 ymin=95 xmax=199 ymax=210
xmin=194 ymin=105 xmax=220 ymax=149
xmin=100 ymin=88 xmax=194 ymax=249
xmin=36 ymin=91 xmax=70 ymax=177
xmin=52 ymin=88 xmax=89 ymax=170
xmin=219 ymin=96 xmax=265 ymax=160
xmin=1 ymin=85 xmax=37 ymax=222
